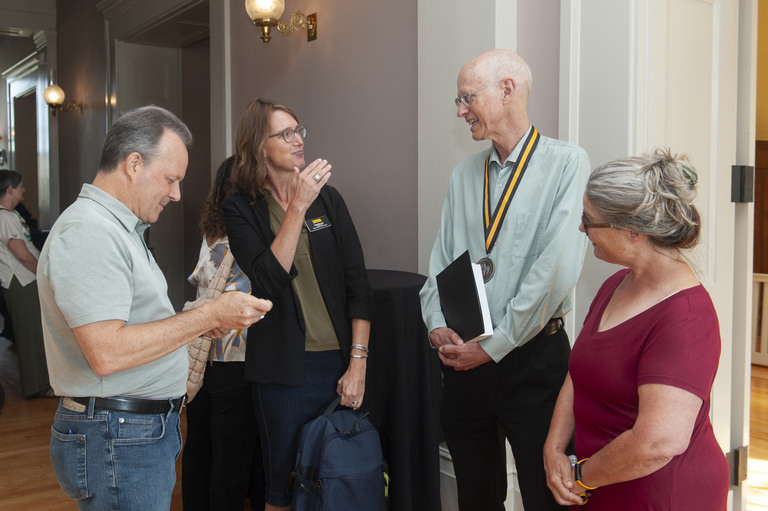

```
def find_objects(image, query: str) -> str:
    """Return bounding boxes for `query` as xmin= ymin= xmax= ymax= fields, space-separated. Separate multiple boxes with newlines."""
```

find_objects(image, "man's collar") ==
xmin=489 ymin=124 xmax=533 ymax=166
xmin=79 ymin=183 xmax=148 ymax=233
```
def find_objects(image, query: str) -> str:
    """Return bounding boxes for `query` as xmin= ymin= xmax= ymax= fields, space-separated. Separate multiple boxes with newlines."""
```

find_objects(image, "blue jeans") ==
xmin=253 ymin=350 xmax=344 ymax=506
xmin=50 ymin=397 xmax=183 ymax=510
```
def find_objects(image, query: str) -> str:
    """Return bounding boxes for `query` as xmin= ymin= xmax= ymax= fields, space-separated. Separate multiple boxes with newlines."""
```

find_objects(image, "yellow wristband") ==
xmin=575 ymin=458 xmax=598 ymax=491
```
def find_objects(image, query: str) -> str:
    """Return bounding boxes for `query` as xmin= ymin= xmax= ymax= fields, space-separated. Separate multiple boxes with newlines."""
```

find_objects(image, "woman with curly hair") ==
xmin=182 ymin=157 xmax=265 ymax=510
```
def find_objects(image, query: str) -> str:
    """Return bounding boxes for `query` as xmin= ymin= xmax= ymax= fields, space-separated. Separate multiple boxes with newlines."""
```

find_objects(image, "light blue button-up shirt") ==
xmin=420 ymin=127 xmax=590 ymax=362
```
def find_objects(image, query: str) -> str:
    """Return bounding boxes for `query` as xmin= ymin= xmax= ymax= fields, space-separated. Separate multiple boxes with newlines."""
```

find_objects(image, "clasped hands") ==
xmin=429 ymin=327 xmax=492 ymax=371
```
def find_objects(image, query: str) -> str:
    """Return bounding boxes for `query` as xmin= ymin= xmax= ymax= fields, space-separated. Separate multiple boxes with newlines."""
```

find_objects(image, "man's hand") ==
xmin=430 ymin=328 xmax=492 ymax=371
xmin=209 ymin=291 xmax=272 ymax=331
xmin=429 ymin=327 xmax=463 ymax=349
xmin=439 ymin=342 xmax=492 ymax=371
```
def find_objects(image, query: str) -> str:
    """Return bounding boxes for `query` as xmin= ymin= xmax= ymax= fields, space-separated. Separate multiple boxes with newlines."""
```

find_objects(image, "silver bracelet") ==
xmin=350 ymin=344 xmax=369 ymax=353
xmin=350 ymin=353 xmax=368 ymax=359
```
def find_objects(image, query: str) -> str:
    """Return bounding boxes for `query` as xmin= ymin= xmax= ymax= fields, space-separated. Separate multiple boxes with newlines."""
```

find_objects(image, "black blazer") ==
xmin=221 ymin=186 xmax=374 ymax=386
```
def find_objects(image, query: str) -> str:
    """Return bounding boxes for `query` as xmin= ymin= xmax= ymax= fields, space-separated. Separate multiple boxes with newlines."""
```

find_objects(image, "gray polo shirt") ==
xmin=38 ymin=184 xmax=187 ymax=398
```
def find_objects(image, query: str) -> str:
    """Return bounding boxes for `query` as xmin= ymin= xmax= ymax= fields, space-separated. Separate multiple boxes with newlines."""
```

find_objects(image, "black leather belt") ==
xmin=539 ymin=317 xmax=564 ymax=337
xmin=69 ymin=395 xmax=186 ymax=414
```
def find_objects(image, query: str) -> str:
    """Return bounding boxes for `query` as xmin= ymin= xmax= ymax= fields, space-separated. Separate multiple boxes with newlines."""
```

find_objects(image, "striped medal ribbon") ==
xmin=482 ymin=127 xmax=540 ymax=269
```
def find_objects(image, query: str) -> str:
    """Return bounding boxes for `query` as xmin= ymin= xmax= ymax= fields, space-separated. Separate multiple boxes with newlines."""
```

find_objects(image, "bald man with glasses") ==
xmin=419 ymin=49 xmax=591 ymax=511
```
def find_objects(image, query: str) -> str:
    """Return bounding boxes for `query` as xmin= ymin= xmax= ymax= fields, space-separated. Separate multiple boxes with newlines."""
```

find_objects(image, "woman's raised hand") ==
xmin=290 ymin=158 xmax=332 ymax=211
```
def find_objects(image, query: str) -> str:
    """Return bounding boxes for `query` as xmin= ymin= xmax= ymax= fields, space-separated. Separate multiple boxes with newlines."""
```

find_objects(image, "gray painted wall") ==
xmin=56 ymin=0 xmax=108 ymax=208
xmin=228 ymin=0 xmax=419 ymax=272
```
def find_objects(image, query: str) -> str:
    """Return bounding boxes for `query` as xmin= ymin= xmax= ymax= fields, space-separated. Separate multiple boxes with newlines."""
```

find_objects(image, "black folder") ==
xmin=436 ymin=250 xmax=493 ymax=342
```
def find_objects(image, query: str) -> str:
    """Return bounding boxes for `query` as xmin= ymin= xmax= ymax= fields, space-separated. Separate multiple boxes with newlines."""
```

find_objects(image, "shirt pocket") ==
xmin=507 ymin=213 xmax=537 ymax=258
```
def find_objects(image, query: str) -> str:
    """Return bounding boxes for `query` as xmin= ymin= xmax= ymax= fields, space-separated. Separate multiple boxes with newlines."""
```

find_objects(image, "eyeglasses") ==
xmin=454 ymin=80 xmax=502 ymax=108
xmin=268 ymin=125 xmax=307 ymax=143
xmin=581 ymin=211 xmax=613 ymax=235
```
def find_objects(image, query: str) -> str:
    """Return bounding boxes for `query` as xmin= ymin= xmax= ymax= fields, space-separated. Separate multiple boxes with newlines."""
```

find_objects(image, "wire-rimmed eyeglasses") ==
xmin=268 ymin=125 xmax=307 ymax=143
xmin=454 ymin=80 xmax=503 ymax=108
xmin=581 ymin=211 xmax=613 ymax=235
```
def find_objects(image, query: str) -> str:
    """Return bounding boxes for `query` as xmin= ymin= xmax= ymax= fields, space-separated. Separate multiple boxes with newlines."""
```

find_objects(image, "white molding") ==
xmin=558 ymin=0 xmax=581 ymax=145
xmin=495 ymin=0 xmax=516 ymax=52
xmin=1 ymin=53 xmax=39 ymax=81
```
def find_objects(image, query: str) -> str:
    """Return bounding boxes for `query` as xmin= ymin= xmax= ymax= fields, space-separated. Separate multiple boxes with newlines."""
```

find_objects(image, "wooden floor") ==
xmin=0 ymin=336 xmax=186 ymax=510
xmin=749 ymin=364 xmax=768 ymax=510
xmin=3 ymin=334 xmax=768 ymax=510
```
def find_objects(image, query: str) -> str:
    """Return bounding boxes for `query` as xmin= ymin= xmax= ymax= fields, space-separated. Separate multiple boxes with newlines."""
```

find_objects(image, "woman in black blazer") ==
xmin=221 ymin=98 xmax=374 ymax=511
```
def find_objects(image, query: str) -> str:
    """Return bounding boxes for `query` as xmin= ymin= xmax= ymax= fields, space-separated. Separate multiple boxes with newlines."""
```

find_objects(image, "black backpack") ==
xmin=290 ymin=397 xmax=388 ymax=511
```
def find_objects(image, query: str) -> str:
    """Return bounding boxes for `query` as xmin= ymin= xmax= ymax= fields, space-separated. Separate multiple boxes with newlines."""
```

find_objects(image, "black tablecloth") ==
xmin=365 ymin=269 xmax=443 ymax=511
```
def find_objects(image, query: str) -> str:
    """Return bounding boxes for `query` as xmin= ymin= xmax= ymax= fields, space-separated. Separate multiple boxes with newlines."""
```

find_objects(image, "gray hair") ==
xmin=586 ymin=148 xmax=700 ymax=249
xmin=98 ymin=105 xmax=193 ymax=174
xmin=0 ymin=170 xmax=22 ymax=198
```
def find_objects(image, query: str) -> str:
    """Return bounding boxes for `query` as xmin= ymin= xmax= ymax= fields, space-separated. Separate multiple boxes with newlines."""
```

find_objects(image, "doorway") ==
xmin=102 ymin=0 xmax=212 ymax=310
xmin=12 ymin=92 xmax=38 ymax=220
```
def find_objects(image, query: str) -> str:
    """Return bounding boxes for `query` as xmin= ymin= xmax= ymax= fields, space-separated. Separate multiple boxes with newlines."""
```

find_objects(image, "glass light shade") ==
xmin=245 ymin=0 xmax=285 ymax=20
xmin=43 ymin=84 xmax=65 ymax=106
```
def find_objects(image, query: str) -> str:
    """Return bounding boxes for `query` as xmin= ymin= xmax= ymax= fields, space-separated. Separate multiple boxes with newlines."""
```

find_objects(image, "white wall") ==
xmin=417 ymin=0 xmax=563 ymax=275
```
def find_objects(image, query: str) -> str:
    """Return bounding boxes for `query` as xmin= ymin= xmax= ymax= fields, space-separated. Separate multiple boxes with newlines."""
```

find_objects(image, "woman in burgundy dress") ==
xmin=544 ymin=149 xmax=729 ymax=510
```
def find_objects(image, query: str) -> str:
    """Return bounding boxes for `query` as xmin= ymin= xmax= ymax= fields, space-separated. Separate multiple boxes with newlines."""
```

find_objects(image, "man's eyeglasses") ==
xmin=454 ymin=80 xmax=502 ymax=108
xmin=269 ymin=125 xmax=307 ymax=143
xmin=581 ymin=212 xmax=613 ymax=235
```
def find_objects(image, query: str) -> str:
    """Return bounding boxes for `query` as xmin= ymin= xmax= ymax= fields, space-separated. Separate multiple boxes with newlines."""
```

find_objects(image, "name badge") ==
xmin=305 ymin=216 xmax=332 ymax=233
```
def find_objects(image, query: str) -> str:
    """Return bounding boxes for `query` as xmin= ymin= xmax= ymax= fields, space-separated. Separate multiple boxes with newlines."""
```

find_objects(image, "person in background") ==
xmin=37 ymin=105 xmax=272 ymax=510
xmin=0 ymin=169 xmax=51 ymax=398
xmin=182 ymin=155 xmax=265 ymax=510
xmin=221 ymin=98 xmax=374 ymax=511
xmin=0 ymin=199 xmax=45 ymax=342
xmin=419 ymin=49 xmax=590 ymax=510
xmin=543 ymin=149 xmax=729 ymax=509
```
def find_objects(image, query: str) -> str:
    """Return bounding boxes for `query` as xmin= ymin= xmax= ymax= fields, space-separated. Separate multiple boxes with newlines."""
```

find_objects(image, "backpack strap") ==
xmin=323 ymin=396 xmax=342 ymax=418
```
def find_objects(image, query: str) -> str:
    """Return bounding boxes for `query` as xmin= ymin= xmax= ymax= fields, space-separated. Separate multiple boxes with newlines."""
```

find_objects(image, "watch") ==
xmin=574 ymin=458 xmax=598 ymax=491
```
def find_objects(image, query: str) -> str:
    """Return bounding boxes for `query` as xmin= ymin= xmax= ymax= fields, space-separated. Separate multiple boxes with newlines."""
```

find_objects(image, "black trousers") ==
xmin=441 ymin=328 xmax=570 ymax=511
xmin=182 ymin=361 xmax=265 ymax=511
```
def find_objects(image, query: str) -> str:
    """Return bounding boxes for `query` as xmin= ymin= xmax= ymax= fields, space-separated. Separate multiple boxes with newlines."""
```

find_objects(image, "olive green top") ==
xmin=266 ymin=193 xmax=339 ymax=352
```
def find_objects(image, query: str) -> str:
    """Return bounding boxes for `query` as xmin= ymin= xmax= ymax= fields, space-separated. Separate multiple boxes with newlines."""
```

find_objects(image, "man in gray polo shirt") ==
xmin=37 ymin=106 xmax=272 ymax=510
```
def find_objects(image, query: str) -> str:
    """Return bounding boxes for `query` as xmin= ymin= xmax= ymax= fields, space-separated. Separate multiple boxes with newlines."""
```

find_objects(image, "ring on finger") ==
xmin=314 ymin=174 xmax=321 ymax=182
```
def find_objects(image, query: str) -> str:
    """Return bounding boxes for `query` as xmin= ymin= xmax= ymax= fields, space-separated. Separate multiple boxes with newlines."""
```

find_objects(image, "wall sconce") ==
xmin=43 ymin=70 xmax=83 ymax=117
xmin=245 ymin=0 xmax=317 ymax=43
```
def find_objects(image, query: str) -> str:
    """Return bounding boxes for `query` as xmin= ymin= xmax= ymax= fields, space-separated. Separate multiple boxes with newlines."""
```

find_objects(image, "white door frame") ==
xmin=2 ymin=38 xmax=58 ymax=229
xmin=561 ymin=1 xmax=756 ymax=510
